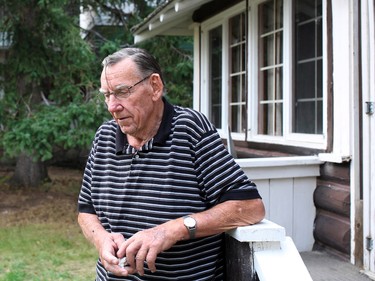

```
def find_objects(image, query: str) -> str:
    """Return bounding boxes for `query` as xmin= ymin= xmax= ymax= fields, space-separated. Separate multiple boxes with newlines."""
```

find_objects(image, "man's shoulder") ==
xmin=94 ymin=120 xmax=118 ymax=140
xmin=97 ymin=119 xmax=117 ymax=131
xmin=173 ymin=105 xmax=214 ymax=132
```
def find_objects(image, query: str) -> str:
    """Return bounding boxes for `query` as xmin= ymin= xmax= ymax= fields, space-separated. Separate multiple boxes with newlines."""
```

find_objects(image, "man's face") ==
xmin=100 ymin=58 xmax=154 ymax=137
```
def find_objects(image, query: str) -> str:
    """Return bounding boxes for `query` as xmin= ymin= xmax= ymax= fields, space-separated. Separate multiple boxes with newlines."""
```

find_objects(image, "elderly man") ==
xmin=78 ymin=47 xmax=265 ymax=281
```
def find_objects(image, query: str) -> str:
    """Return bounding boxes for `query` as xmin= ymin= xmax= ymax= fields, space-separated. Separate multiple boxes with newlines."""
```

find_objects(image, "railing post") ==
xmin=225 ymin=220 xmax=312 ymax=281
xmin=225 ymin=220 xmax=285 ymax=280
xmin=225 ymin=233 xmax=257 ymax=280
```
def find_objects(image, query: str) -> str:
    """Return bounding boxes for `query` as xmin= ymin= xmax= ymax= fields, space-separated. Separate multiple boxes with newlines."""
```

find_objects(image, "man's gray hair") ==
xmin=102 ymin=47 xmax=165 ymax=86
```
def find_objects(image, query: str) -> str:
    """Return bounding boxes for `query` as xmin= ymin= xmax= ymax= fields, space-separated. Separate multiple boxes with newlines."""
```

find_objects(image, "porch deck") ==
xmin=301 ymin=251 xmax=373 ymax=281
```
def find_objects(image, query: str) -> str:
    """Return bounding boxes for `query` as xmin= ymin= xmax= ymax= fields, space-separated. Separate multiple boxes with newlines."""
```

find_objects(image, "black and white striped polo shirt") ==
xmin=78 ymin=98 xmax=261 ymax=281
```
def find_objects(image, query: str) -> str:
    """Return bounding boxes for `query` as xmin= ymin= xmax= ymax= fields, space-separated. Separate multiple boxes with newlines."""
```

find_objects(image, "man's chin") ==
xmin=118 ymin=125 xmax=134 ymax=135
xmin=119 ymin=126 xmax=129 ymax=134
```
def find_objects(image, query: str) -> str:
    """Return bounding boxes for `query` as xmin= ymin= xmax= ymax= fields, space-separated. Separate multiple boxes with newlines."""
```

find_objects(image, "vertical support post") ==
xmin=225 ymin=234 xmax=258 ymax=281
xmin=225 ymin=220 xmax=285 ymax=280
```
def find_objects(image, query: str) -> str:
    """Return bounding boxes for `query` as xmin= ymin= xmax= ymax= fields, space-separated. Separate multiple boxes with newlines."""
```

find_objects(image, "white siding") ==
xmin=237 ymin=156 xmax=321 ymax=251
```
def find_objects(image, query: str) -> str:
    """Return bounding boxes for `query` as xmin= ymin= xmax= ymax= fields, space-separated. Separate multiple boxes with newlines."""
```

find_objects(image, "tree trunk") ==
xmin=8 ymin=153 xmax=49 ymax=188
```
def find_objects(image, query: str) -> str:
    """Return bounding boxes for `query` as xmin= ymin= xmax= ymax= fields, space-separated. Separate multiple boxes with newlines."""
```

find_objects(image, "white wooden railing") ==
xmin=225 ymin=219 xmax=313 ymax=281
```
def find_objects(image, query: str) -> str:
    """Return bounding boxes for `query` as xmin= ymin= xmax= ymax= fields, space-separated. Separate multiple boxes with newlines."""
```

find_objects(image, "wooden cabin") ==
xmin=132 ymin=0 xmax=375 ymax=277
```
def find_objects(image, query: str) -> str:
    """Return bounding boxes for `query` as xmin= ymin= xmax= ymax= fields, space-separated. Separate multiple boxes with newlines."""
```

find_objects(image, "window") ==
xmin=258 ymin=0 xmax=283 ymax=136
xmin=229 ymin=12 xmax=247 ymax=134
xmin=206 ymin=10 xmax=247 ymax=134
xmin=293 ymin=0 xmax=323 ymax=134
xmin=201 ymin=0 xmax=325 ymax=149
xmin=209 ymin=26 xmax=223 ymax=128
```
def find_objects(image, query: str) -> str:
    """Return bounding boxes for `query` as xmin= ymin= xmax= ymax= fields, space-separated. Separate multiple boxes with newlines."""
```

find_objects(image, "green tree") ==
xmin=0 ymin=0 xmax=193 ymax=188
xmin=81 ymin=1 xmax=194 ymax=107
xmin=0 ymin=0 xmax=109 ymax=187
xmin=139 ymin=36 xmax=193 ymax=107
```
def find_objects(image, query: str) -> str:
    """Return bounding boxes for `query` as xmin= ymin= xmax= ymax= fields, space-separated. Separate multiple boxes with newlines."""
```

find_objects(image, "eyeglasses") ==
xmin=99 ymin=74 xmax=152 ymax=102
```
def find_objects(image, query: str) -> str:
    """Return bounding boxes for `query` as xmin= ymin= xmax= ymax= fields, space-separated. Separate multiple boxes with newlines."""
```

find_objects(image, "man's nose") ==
xmin=106 ymin=96 xmax=123 ymax=112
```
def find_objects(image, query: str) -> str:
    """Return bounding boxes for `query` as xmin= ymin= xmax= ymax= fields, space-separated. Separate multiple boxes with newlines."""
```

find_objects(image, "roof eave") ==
xmin=132 ymin=0 xmax=212 ymax=43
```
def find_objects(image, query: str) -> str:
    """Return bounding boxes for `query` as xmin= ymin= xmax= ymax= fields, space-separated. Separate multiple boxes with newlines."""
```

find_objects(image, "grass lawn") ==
xmin=0 ymin=166 xmax=98 ymax=281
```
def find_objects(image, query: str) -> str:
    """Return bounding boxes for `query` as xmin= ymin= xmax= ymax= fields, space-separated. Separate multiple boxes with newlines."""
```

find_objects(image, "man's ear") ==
xmin=150 ymin=73 xmax=164 ymax=100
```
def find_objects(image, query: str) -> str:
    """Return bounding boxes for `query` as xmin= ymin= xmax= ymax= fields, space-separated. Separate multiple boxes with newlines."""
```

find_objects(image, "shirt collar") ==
xmin=115 ymin=97 xmax=174 ymax=154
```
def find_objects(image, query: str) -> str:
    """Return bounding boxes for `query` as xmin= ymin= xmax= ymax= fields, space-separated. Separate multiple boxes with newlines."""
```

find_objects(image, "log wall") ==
xmin=313 ymin=162 xmax=351 ymax=257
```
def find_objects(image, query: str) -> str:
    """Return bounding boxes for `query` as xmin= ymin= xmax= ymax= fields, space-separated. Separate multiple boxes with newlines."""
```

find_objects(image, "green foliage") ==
xmin=0 ymin=0 xmax=104 ymax=162
xmin=0 ymin=0 xmax=98 ymax=104
xmin=2 ymin=98 xmax=109 ymax=161
xmin=139 ymin=36 xmax=194 ymax=107
xmin=0 ymin=0 xmax=194 ymax=165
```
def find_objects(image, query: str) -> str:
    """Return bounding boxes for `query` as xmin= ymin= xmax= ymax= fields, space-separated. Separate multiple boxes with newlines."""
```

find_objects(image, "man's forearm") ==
xmin=78 ymin=199 xmax=264 ymax=245
xmin=112 ymin=198 xmax=265 ymax=275
xmin=191 ymin=199 xmax=265 ymax=238
xmin=78 ymin=212 xmax=109 ymax=250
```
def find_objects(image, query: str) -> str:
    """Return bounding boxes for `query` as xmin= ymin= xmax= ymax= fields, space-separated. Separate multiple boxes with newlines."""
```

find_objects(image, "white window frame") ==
xmin=200 ymin=0 xmax=328 ymax=150
xmin=201 ymin=3 xmax=247 ymax=141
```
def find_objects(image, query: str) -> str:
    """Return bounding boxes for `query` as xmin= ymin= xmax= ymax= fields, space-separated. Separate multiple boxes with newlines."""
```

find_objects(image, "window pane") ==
xmin=231 ymin=75 xmax=246 ymax=102
xmin=317 ymin=60 xmax=322 ymax=98
xmin=260 ymin=0 xmax=283 ymax=33
xmin=209 ymin=26 xmax=223 ymax=128
xmin=296 ymin=0 xmax=316 ymax=21
xmin=231 ymin=75 xmax=241 ymax=103
xmin=232 ymin=45 xmax=242 ymax=73
xmin=295 ymin=101 xmax=315 ymax=133
xmin=232 ymin=42 xmax=246 ymax=73
xmin=260 ymin=1 xmax=273 ymax=33
xmin=259 ymin=102 xmax=283 ymax=135
xmin=275 ymin=66 xmax=283 ymax=100
xmin=229 ymin=12 xmax=246 ymax=133
xmin=317 ymin=17 xmax=322 ymax=56
xmin=297 ymin=21 xmax=316 ymax=60
xmin=275 ymin=32 xmax=283 ymax=64
xmin=317 ymin=100 xmax=322 ymax=133
xmin=231 ymin=104 xmax=247 ymax=133
xmin=258 ymin=0 xmax=283 ymax=136
xmin=296 ymin=61 xmax=315 ymax=99
xmin=293 ymin=0 xmax=323 ymax=134
xmin=262 ymin=34 xmax=274 ymax=67
xmin=230 ymin=12 xmax=246 ymax=44
xmin=295 ymin=100 xmax=322 ymax=134
xmin=260 ymin=69 xmax=274 ymax=101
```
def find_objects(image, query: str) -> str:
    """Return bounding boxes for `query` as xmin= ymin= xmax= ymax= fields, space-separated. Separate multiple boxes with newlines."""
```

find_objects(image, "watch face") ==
xmin=185 ymin=217 xmax=196 ymax=227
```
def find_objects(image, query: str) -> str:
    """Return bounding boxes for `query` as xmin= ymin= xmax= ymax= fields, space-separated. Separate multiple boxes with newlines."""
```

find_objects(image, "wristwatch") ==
xmin=183 ymin=215 xmax=197 ymax=239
